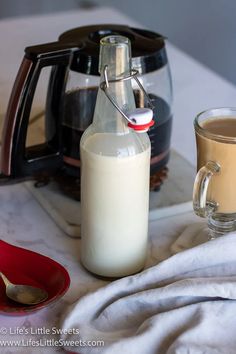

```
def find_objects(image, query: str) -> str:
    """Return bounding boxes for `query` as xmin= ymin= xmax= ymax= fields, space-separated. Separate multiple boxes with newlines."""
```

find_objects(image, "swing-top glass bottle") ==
xmin=80 ymin=35 xmax=151 ymax=277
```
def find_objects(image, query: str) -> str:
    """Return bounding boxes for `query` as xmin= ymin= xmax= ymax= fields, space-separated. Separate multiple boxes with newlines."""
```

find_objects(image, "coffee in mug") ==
xmin=193 ymin=108 xmax=236 ymax=238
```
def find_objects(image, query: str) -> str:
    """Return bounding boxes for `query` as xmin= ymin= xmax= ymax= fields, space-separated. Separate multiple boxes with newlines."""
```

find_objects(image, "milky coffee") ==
xmin=196 ymin=117 xmax=236 ymax=213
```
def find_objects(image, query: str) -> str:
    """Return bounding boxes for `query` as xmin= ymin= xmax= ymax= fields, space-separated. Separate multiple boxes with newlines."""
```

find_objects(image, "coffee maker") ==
xmin=1 ymin=24 xmax=172 ymax=197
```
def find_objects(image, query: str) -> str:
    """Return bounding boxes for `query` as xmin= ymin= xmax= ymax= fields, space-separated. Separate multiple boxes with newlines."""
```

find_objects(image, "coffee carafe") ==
xmin=0 ymin=24 xmax=172 ymax=196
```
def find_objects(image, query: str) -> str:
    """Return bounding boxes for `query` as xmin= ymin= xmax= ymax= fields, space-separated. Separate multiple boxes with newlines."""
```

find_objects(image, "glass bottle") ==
xmin=80 ymin=35 xmax=151 ymax=277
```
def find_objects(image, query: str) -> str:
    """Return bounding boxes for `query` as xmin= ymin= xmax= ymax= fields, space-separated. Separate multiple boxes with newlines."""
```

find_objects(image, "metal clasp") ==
xmin=100 ymin=65 xmax=154 ymax=127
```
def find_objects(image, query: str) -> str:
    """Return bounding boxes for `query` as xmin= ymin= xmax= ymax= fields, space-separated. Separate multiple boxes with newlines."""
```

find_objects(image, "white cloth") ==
xmin=61 ymin=224 xmax=236 ymax=354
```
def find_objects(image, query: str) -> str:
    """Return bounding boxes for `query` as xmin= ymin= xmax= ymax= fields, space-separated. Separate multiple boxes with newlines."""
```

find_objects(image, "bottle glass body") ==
xmin=80 ymin=36 xmax=151 ymax=277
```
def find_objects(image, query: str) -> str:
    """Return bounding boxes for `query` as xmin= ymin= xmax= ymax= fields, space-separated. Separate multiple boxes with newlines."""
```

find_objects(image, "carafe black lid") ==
xmin=59 ymin=24 xmax=167 ymax=75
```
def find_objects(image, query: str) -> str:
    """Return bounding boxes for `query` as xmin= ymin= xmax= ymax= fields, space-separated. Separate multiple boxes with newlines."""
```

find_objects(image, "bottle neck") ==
xmin=99 ymin=35 xmax=131 ymax=79
xmin=92 ymin=36 xmax=136 ymax=134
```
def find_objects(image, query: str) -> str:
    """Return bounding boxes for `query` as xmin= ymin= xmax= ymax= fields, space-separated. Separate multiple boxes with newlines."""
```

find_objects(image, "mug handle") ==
xmin=1 ymin=41 xmax=80 ymax=180
xmin=193 ymin=161 xmax=220 ymax=217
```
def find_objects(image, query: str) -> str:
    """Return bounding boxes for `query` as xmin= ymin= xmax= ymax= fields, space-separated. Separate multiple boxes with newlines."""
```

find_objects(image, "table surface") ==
xmin=0 ymin=6 xmax=235 ymax=353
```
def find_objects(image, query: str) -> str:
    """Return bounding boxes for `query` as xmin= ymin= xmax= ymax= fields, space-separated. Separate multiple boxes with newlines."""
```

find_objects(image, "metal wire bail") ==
xmin=100 ymin=65 xmax=154 ymax=125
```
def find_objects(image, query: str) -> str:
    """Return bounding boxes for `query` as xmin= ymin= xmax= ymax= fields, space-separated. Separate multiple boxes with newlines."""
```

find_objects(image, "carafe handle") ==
xmin=1 ymin=41 xmax=79 ymax=180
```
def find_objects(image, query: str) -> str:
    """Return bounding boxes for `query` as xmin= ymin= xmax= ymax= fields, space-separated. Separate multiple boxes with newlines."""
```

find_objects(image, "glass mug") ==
xmin=193 ymin=108 xmax=236 ymax=238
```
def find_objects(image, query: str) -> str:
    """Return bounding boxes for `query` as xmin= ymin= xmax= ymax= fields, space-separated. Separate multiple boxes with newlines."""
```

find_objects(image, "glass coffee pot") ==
xmin=0 ymin=24 xmax=173 ymax=198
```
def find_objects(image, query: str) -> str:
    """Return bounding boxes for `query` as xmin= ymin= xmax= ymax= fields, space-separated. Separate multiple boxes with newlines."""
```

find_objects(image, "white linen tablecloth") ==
xmin=61 ymin=223 xmax=236 ymax=354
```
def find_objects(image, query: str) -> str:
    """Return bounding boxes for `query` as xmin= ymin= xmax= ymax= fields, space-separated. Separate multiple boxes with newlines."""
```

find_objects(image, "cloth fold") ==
xmin=61 ymin=224 xmax=236 ymax=354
